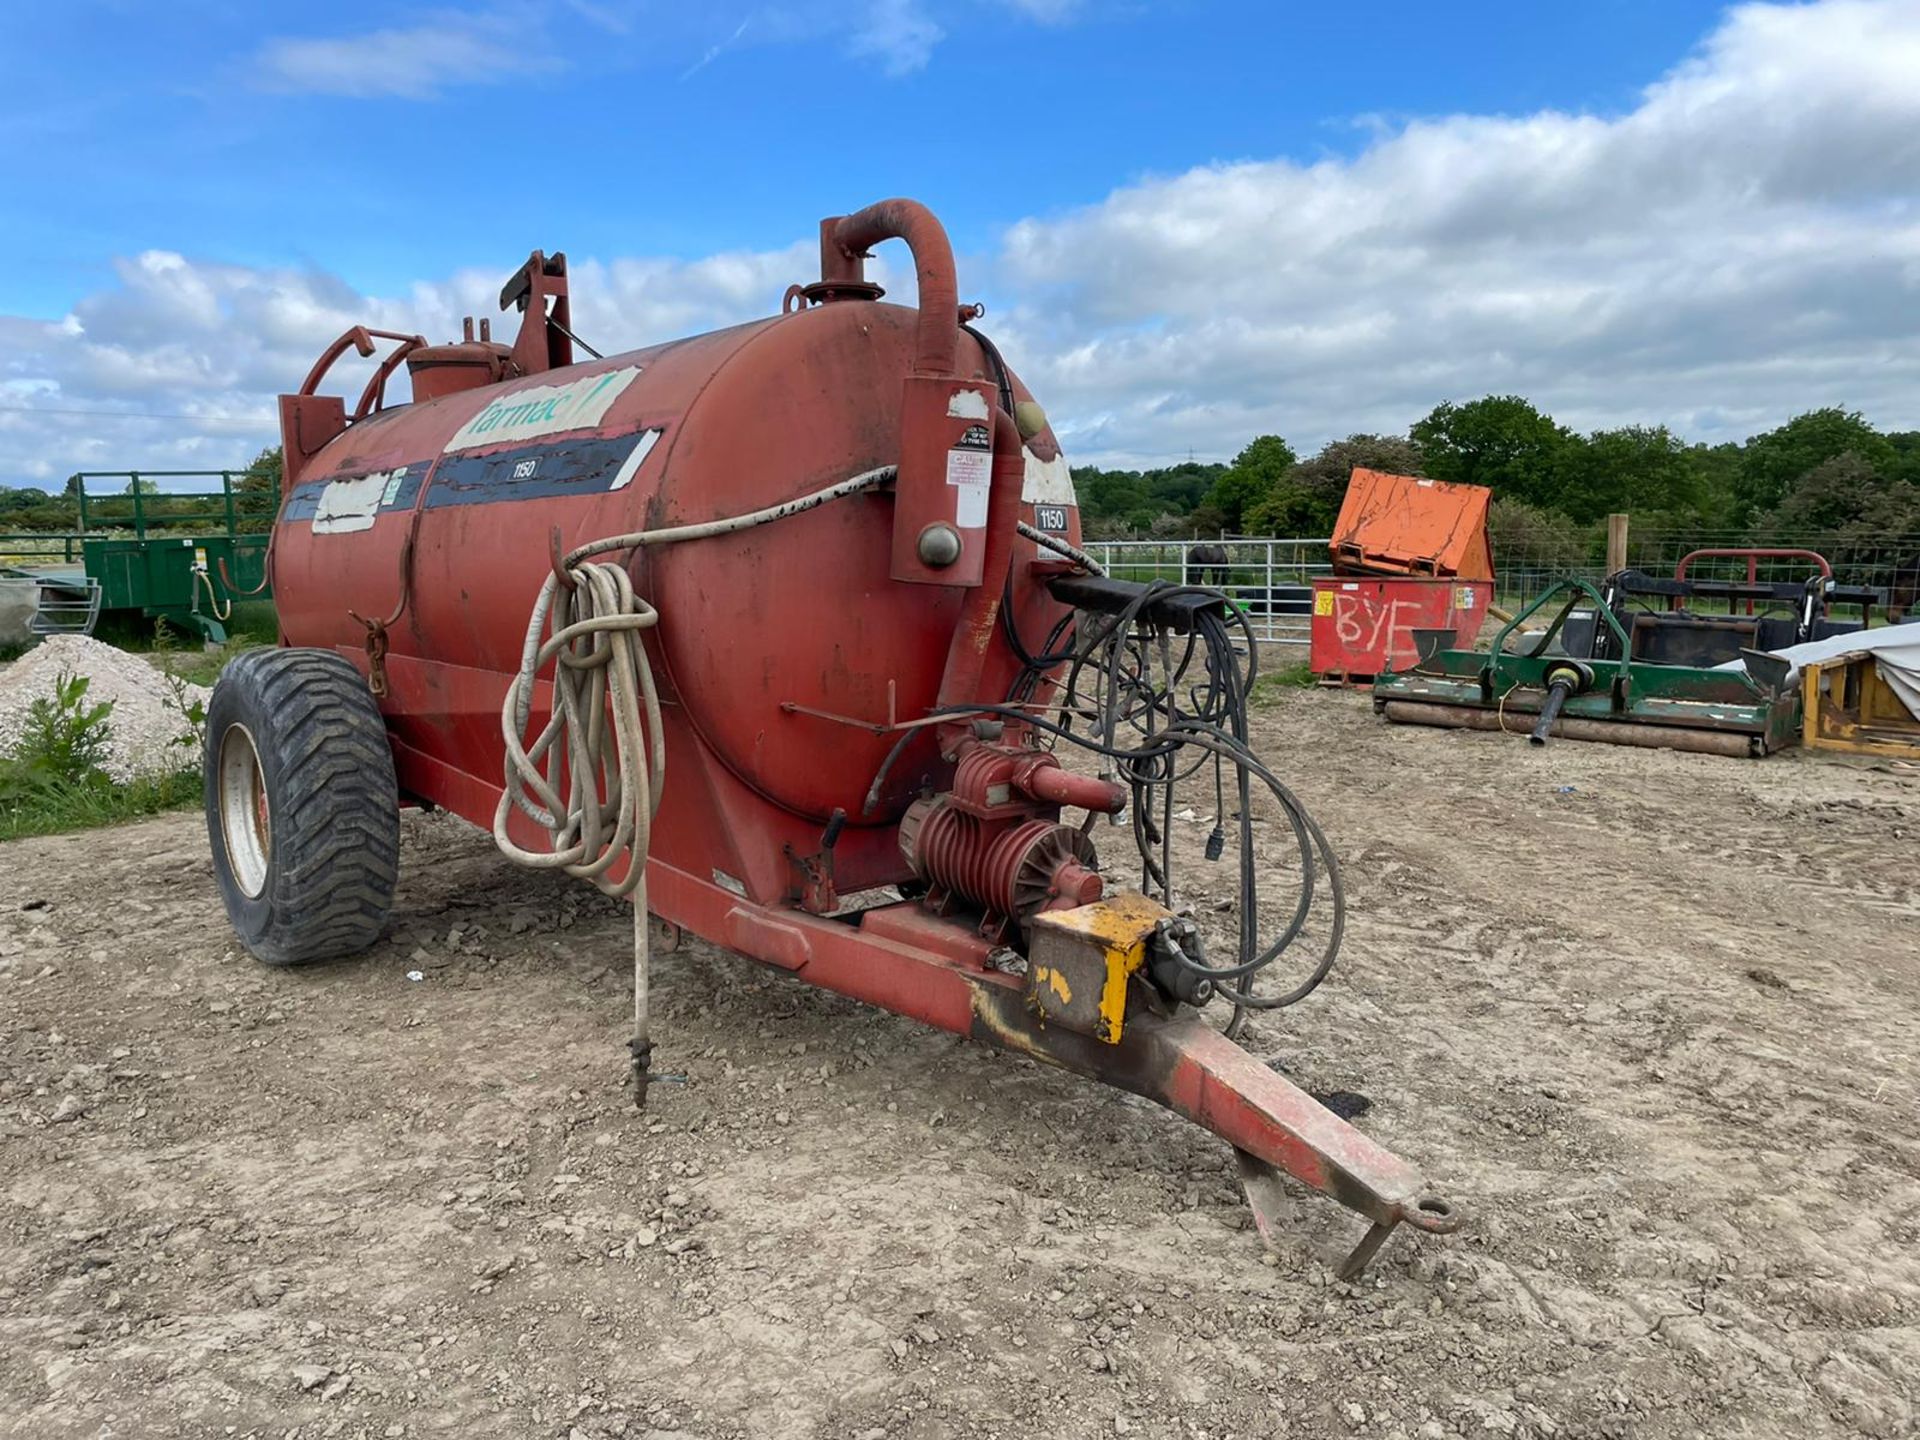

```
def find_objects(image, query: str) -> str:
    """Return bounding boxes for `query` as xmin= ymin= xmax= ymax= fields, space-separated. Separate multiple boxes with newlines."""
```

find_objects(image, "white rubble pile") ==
xmin=0 ymin=634 xmax=211 ymax=783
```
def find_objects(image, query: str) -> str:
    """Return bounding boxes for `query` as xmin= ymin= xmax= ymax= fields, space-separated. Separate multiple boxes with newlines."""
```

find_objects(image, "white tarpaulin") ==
xmin=1716 ymin=621 xmax=1920 ymax=720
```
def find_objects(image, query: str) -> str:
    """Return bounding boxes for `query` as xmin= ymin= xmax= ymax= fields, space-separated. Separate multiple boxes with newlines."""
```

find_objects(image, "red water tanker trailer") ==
xmin=202 ymin=199 xmax=1458 ymax=1276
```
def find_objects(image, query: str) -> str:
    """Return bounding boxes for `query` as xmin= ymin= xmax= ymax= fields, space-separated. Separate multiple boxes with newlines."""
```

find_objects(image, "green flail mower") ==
xmin=1372 ymin=576 xmax=1803 ymax=758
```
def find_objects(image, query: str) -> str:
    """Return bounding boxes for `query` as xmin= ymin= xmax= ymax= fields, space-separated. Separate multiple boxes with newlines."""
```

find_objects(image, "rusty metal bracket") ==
xmin=549 ymin=525 xmax=577 ymax=591
xmin=347 ymin=530 xmax=418 ymax=699
xmin=781 ymin=688 xmax=1078 ymax=735
xmin=356 ymin=618 xmax=392 ymax=698
xmin=785 ymin=808 xmax=846 ymax=914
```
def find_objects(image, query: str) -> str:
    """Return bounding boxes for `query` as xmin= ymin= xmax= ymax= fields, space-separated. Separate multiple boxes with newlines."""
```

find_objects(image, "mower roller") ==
xmin=1374 ymin=576 xmax=1802 ymax=756
xmin=201 ymin=198 xmax=1459 ymax=1277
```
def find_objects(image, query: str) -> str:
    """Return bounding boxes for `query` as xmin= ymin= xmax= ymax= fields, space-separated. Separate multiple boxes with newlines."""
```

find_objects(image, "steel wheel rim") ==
xmin=218 ymin=723 xmax=271 ymax=899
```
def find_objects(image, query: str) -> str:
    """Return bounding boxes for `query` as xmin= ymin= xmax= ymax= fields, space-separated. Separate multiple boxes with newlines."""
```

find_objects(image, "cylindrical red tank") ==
xmin=271 ymin=206 xmax=1082 ymax=908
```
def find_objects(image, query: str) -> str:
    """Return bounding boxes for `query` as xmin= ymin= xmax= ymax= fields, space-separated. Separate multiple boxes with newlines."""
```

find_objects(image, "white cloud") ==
xmin=681 ymin=17 xmax=752 ymax=80
xmin=989 ymin=0 xmax=1920 ymax=464
xmin=7 ymin=1 xmax=1920 ymax=489
xmin=252 ymin=12 xmax=540 ymax=99
xmin=0 ymin=243 xmax=853 ymax=488
xmin=848 ymin=0 xmax=945 ymax=76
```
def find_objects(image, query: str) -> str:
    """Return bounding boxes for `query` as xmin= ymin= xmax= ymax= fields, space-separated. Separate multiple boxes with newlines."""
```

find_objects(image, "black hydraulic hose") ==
xmin=1055 ymin=584 xmax=1330 ymax=1019
xmin=908 ymin=699 xmax=1343 ymax=1010
xmin=876 ymin=568 xmax=1340 ymax=1023
xmin=963 ymin=323 xmax=1018 ymax=421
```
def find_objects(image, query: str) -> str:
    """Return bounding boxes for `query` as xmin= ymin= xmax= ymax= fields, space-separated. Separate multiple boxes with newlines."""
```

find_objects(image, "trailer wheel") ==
xmin=204 ymin=648 xmax=400 ymax=966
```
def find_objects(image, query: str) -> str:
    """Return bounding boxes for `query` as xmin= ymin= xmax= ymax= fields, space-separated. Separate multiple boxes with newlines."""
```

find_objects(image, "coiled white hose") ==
xmin=493 ymin=465 xmax=897 ymax=1104
xmin=1016 ymin=521 xmax=1105 ymax=575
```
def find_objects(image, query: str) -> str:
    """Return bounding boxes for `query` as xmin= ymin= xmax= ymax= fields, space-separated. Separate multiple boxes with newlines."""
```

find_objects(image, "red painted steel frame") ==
xmin=643 ymin=857 xmax=1460 ymax=1260
xmin=1673 ymin=547 xmax=1832 ymax=582
xmin=1672 ymin=547 xmax=1832 ymax=617
xmin=378 ymin=675 xmax=1462 ymax=1270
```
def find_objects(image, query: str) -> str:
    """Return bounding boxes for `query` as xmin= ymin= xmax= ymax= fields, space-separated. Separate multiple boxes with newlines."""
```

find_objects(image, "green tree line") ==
xmin=7 ymin=404 xmax=1919 ymax=548
xmin=1076 ymin=397 xmax=1920 ymax=544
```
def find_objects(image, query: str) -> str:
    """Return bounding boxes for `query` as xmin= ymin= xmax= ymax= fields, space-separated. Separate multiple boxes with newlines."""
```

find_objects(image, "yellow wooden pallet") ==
xmin=1802 ymin=653 xmax=1920 ymax=758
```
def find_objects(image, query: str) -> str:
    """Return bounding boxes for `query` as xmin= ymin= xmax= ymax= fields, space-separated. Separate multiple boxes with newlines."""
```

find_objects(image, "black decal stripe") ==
xmin=278 ymin=430 xmax=664 ymax=528
xmin=421 ymin=433 xmax=656 ymax=509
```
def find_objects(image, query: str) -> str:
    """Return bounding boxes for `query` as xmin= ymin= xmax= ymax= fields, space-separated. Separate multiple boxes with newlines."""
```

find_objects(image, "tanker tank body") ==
xmin=272 ymin=288 xmax=1072 ymax=908
xmin=203 ymin=199 xmax=1461 ymax=1280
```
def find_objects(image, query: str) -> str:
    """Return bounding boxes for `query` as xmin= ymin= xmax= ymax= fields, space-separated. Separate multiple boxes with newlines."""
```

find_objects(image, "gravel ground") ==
xmin=0 ymin=635 xmax=207 ymax=782
xmin=1 ymin=687 xmax=1916 ymax=1439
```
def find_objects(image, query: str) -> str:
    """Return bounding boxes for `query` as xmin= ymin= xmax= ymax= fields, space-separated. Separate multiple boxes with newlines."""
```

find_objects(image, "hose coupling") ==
xmin=1148 ymin=917 xmax=1215 ymax=1008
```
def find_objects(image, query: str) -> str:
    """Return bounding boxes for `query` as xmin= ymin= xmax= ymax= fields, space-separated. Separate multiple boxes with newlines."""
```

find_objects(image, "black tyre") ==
xmin=204 ymin=648 xmax=400 ymax=966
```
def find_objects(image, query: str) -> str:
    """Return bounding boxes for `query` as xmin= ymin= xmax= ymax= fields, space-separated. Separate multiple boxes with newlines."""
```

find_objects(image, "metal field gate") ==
xmin=1080 ymin=538 xmax=1329 ymax=644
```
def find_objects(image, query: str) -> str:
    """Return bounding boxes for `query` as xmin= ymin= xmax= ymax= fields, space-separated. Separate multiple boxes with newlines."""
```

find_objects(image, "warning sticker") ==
xmin=947 ymin=448 xmax=991 ymax=528
xmin=1314 ymin=591 xmax=1335 ymax=617
xmin=1456 ymin=585 xmax=1478 ymax=610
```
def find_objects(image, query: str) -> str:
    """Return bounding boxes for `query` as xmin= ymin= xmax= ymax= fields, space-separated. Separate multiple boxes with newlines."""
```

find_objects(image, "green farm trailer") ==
xmin=0 ymin=471 xmax=272 ymax=645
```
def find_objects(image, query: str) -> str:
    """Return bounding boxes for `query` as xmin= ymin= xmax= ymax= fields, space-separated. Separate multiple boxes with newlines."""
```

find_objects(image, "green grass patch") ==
xmin=145 ymin=636 xmax=267 ymax=688
xmin=224 ymin=600 xmax=280 ymax=645
xmin=0 ymin=665 xmax=204 ymax=842
xmin=127 ymin=604 xmax=276 ymax=686
xmin=0 ymin=767 xmax=201 ymax=842
xmin=95 ymin=600 xmax=279 ymax=657
xmin=1250 ymin=660 xmax=1318 ymax=704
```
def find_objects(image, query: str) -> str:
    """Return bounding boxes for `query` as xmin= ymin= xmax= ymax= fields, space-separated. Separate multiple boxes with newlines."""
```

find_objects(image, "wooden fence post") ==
xmin=1606 ymin=513 xmax=1629 ymax=575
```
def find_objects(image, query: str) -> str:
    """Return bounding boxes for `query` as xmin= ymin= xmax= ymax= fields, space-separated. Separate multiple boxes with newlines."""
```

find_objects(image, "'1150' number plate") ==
xmin=1033 ymin=505 xmax=1070 ymax=532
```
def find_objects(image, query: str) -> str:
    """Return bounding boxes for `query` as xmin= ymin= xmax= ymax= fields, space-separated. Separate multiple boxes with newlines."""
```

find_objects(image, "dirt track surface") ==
xmin=3 ymin=688 xmax=1917 ymax=1440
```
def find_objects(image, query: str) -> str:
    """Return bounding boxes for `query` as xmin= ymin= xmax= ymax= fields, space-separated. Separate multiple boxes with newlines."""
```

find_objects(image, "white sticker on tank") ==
xmin=444 ymin=365 xmax=643 ymax=451
xmin=945 ymin=388 xmax=990 ymax=420
xmin=947 ymin=448 xmax=991 ymax=528
xmin=313 ymin=467 xmax=406 ymax=534
xmin=608 ymin=429 xmax=663 ymax=491
xmin=1021 ymin=448 xmax=1078 ymax=506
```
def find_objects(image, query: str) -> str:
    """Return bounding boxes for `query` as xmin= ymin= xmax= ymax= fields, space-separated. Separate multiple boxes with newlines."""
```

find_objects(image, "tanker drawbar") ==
xmin=202 ymin=198 xmax=1460 ymax=1278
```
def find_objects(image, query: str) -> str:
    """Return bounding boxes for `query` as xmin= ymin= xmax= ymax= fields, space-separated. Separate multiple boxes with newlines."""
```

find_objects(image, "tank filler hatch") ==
xmin=406 ymin=250 xmax=598 ymax=402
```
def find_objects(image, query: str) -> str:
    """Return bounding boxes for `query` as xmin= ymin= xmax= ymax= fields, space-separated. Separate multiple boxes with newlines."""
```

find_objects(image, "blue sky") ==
xmin=11 ymin=1 xmax=1727 ymax=309
xmin=4 ymin=1 xmax=1918 ymax=486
